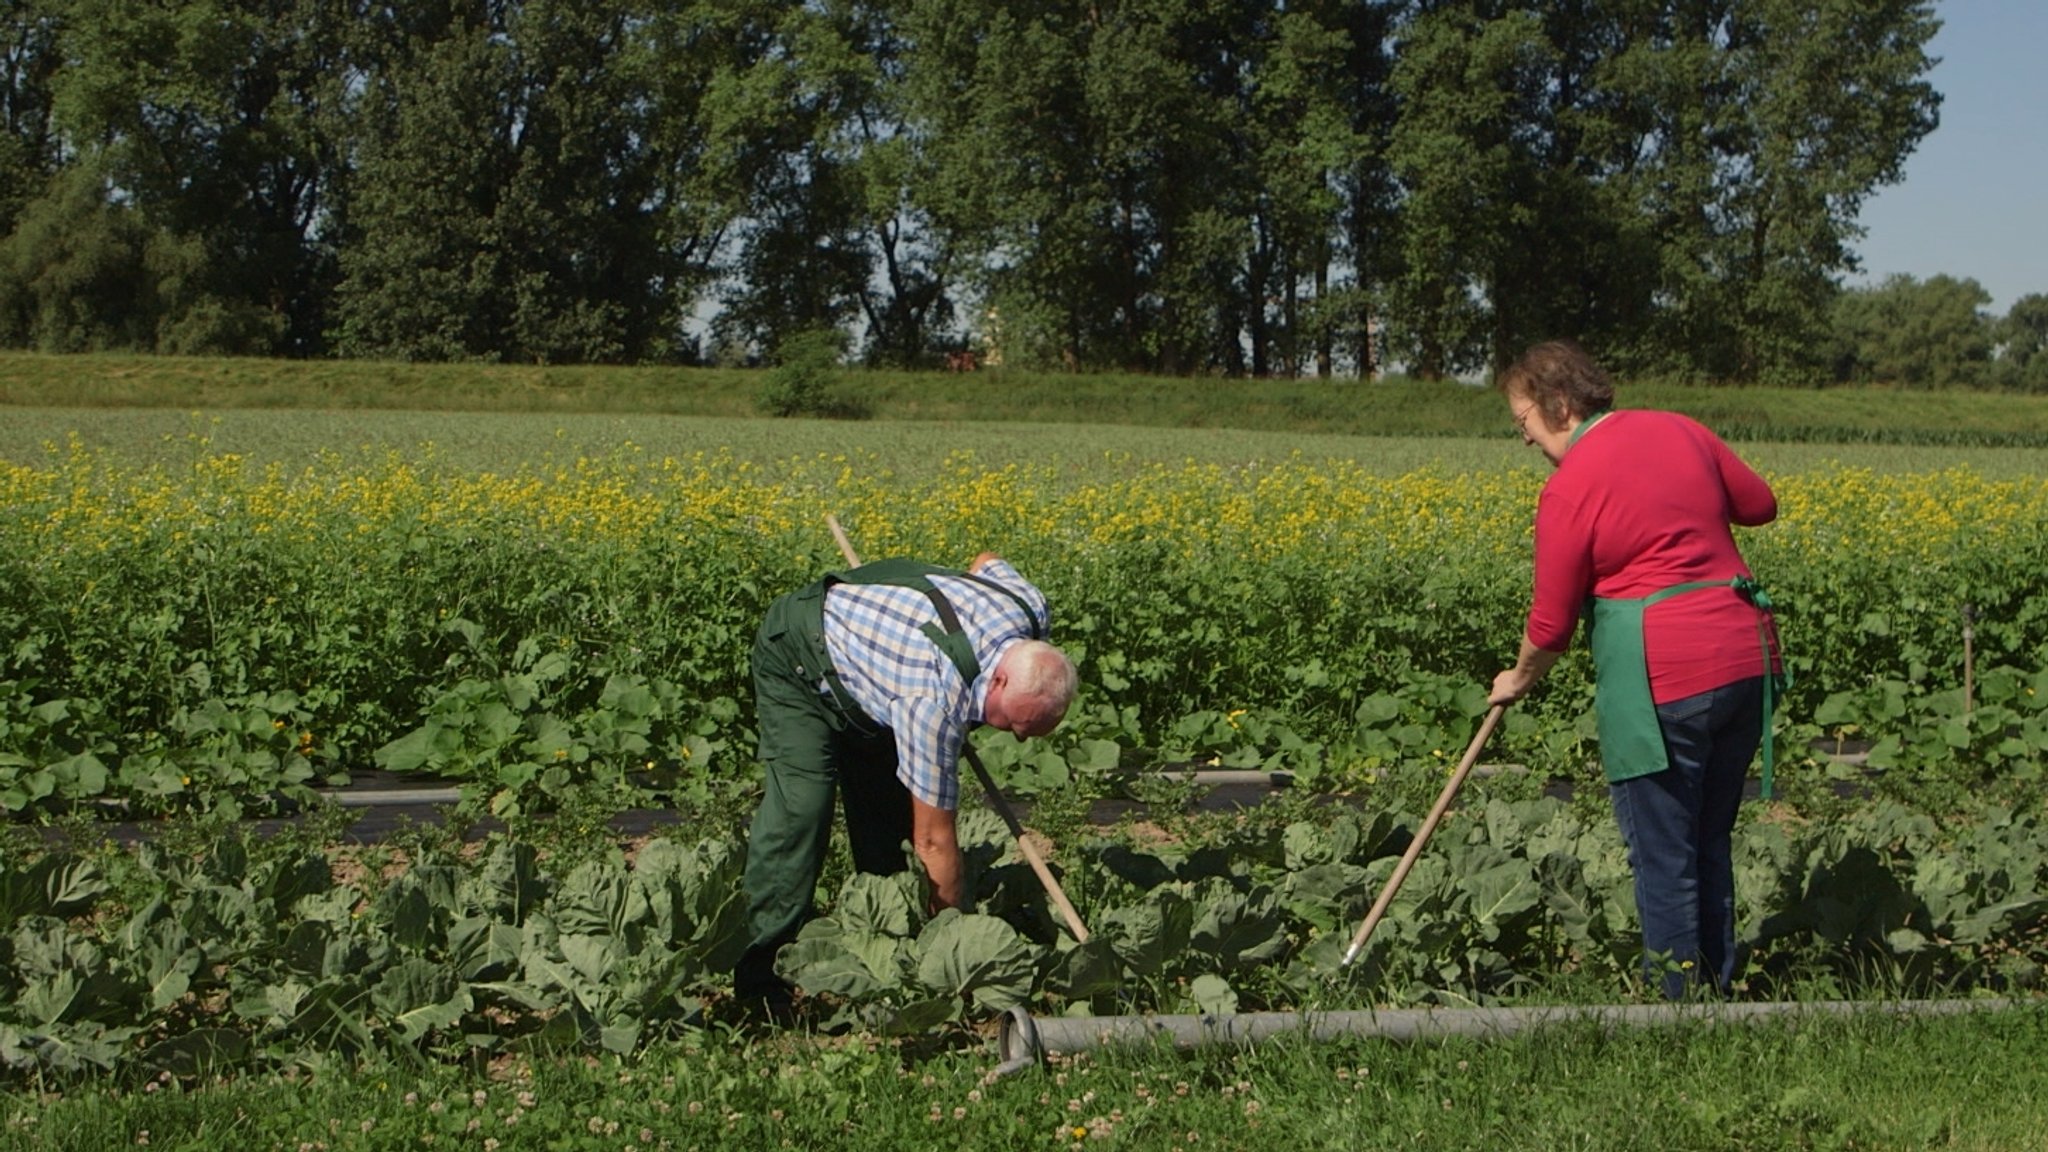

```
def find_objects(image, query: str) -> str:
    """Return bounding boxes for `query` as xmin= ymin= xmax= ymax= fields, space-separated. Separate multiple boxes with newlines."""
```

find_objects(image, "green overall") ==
xmin=1571 ymin=419 xmax=1786 ymax=797
xmin=734 ymin=559 xmax=1045 ymax=997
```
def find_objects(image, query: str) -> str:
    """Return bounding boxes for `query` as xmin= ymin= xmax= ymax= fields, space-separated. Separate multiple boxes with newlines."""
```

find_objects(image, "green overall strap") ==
xmin=915 ymin=586 xmax=982 ymax=682
xmin=911 ymin=569 xmax=1049 ymax=684
xmin=947 ymin=571 xmax=1050 ymax=640
xmin=816 ymin=559 xmax=1047 ymax=719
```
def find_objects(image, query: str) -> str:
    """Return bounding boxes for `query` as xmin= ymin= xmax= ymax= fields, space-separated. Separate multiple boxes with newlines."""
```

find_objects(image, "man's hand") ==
xmin=968 ymin=551 xmax=1001 ymax=574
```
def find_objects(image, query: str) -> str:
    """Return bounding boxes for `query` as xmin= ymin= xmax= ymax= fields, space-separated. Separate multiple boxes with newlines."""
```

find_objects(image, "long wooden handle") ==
xmin=961 ymin=744 xmax=1091 ymax=942
xmin=1341 ymin=703 xmax=1506 ymax=967
xmin=822 ymin=514 xmax=1091 ymax=942
xmin=827 ymin=513 xmax=859 ymax=570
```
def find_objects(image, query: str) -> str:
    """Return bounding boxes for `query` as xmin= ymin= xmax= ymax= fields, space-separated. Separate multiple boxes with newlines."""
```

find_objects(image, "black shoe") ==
xmin=743 ymin=994 xmax=798 ymax=1027
xmin=732 ymin=962 xmax=796 ymax=1022
xmin=734 ymin=944 xmax=794 ymax=1003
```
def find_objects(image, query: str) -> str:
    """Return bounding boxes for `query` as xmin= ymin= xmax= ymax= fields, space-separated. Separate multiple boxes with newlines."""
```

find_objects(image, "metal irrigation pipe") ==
xmin=994 ymin=998 xmax=2022 ymax=1073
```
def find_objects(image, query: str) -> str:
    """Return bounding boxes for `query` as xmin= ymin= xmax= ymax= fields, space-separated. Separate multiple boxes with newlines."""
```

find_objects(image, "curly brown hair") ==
xmin=1496 ymin=340 xmax=1615 ymax=426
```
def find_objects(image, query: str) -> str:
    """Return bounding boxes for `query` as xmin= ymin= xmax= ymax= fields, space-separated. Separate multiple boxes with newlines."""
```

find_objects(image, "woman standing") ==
xmin=1488 ymin=340 xmax=1781 ymax=999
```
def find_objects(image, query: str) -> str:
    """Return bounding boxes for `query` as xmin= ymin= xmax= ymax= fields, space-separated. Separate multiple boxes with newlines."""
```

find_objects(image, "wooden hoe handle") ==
xmin=960 ymin=743 xmax=1091 ymax=943
xmin=1341 ymin=703 xmax=1507 ymax=967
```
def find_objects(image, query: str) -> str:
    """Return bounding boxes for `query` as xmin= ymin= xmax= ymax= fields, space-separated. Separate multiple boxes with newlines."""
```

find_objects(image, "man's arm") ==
xmin=910 ymin=796 xmax=965 ymax=911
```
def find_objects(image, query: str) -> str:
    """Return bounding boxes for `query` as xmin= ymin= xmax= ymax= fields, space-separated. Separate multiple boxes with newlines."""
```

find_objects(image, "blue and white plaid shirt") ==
xmin=821 ymin=559 xmax=1050 ymax=810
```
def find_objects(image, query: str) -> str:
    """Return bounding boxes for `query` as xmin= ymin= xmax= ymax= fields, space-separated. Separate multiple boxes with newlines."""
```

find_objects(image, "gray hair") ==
xmin=1001 ymin=640 xmax=1078 ymax=711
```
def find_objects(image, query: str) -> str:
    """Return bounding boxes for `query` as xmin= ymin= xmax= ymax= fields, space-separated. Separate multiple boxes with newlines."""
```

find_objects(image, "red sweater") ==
xmin=1527 ymin=410 xmax=1779 ymax=704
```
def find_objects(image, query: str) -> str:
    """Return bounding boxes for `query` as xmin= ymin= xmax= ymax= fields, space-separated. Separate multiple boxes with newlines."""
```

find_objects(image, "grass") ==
xmin=5 ymin=1004 xmax=2043 ymax=1151
xmin=7 ymin=349 xmax=2048 ymax=446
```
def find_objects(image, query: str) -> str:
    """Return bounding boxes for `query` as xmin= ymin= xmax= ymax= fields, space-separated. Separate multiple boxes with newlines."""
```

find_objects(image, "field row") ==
xmin=1 ymin=440 xmax=2043 ymax=817
xmin=4 ymin=792 xmax=2041 ymax=1078
xmin=11 ymin=408 xmax=2048 ymax=480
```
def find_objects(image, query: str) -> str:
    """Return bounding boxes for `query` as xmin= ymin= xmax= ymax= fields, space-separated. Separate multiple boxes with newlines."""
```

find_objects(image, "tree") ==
xmin=1383 ymin=5 xmax=1549 ymax=379
xmin=633 ymin=0 xmax=784 ymax=362
xmin=1235 ymin=4 xmax=1373 ymax=377
xmin=1324 ymin=0 xmax=1404 ymax=379
xmin=331 ymin=0 xmax=683 ymax=363
xmin=0 ymin=0 xmax=59 ymax=238
xmin=817 ymin=0 xmax=958 ymax=369
xmin=327 ymin=13 xmax=516 ymax=361
xmin=1478 ymin=0 xmax=1662 ymax=372
xmin=1663 ymin=0 xmax=1940 ymax=383
xmin=698 ymin=1 xmax=874 ymax=363
xmin=1995 ymin=293 xmax=2048 ymax=392
xmin=0 ymin=164 xmax=154 ymax=350
xmin=902 ymin=0 xmax=1254 ymax=374
xmin=43 ymin=0 xmax=363 ymax=355
xmin=0 ymin=0 xmax=1953 ymax=377
xmin=1828 ymin=273 xmax=1993 ymax=388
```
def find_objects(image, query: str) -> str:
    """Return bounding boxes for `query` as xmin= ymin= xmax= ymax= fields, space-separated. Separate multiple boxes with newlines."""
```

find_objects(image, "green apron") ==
xmin=1586 ymin=580 xmax=1782 ymax=795
xmin=1567 ymin=414 xmax=1785 ymax=798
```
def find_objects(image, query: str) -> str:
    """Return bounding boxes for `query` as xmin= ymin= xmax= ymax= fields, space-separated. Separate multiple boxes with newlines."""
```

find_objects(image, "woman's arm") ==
xmin=1713 ymin=437 xmax=1777 ymax=527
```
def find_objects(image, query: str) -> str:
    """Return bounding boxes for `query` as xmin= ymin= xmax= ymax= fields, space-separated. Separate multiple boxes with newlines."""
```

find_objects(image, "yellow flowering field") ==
xmin=1 ymin=437 xmax=2044 ymax=814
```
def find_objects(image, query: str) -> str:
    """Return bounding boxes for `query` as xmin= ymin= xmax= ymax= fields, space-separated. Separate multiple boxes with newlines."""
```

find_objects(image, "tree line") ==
xmin=0 ymin=0 xmax=1987 ymax=384
xmin=1832 ymin=275 xmax=2048 ymax=392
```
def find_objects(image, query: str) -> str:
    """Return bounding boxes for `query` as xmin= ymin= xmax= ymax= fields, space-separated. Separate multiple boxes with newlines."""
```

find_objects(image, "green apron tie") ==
xmin=1731 ymin=575 xmax=1789 ymax=800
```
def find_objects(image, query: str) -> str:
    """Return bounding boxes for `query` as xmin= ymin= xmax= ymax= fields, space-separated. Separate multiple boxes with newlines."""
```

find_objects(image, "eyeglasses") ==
xmin=1511 ymin=402 xmax=1540 ymax=433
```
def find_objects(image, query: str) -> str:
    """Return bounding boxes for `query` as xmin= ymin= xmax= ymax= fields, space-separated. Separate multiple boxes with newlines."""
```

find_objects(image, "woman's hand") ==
xmin=1490 ymin=637 xmax=1564 ymax=705
xmin=1490 ymin=666 xmax=1539 ymax=705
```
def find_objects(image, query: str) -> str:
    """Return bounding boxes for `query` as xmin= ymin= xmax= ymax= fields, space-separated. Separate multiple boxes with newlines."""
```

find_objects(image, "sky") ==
xmin=1852 ymin=0 xmax=2047 ymax=315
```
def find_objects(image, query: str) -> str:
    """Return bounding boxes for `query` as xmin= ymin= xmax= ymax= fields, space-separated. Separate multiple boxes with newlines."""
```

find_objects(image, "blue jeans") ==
xmin=1608 ymin=676 xmax=1764 ymax=999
